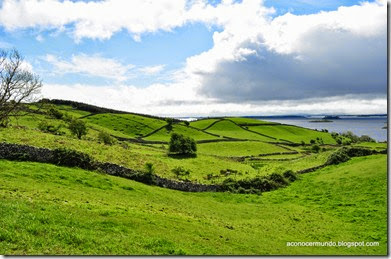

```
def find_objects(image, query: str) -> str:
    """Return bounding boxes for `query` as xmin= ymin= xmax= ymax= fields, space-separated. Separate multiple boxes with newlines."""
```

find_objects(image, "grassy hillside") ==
xmin=144 ymin=124 xmax=220 ymax=142
xmin=205 ymin=120 xmax=275 ymax=141
xmin=1 ymin=102 xmax=385 ymax=184
xmin=197 ymin=141 xmax=289 ymax=157
xmin=248 ymin=125 xmax=336 ymax=144
xmin=0 ymin=154 xmax=386 ymax=255
xmin=227 ymin=117 xmax=277 ymax=125
xmin=190 ymin=118 xmax=221 ymax=130
xmin=84 ymin=113 xmax=167 ymax=139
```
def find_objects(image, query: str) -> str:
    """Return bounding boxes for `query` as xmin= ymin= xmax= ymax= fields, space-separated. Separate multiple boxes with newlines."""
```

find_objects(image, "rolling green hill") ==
xmin=205 ymin=120 xmax=276 ymax=141
xmin=144 ymin=124 xmax=220 ymax=142
xmin=0 ymin=100 xmax=387 ymax=255
xmin=248 ymin=124 xmax=337 ymax=144
xmin=0 ymin=155 xmax=386 ymax=255
xmin=190 ymin=118 xmax=221 ymax=130
xmin=84 ymin=113 xmax=167 ymax=139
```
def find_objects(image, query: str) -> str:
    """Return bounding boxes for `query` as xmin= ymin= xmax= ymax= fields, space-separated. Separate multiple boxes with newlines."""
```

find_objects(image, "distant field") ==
xmin=205 ymin=120 xmax=275 ymax=141
xmin=84 ymin=113 xmax=167 ymax=138
xmin=189 ymin=119 xmax=221 ymax=130
xmin=0 ymin=155 xmax=386 ymax=255
xmin=55 ymin=105 xmax=92 ymax=118
xmin=353 ymin=142 xmax=387 ymax=150
xmin=226 ymin=117 xmax=277 ymax=125
xmin=197 ymin=141 xmax=289 ymax=157
xmin=248 ymin=125 xmax=336 ymax=144
xmin=144 ymin=124 xmax=220 ymax=142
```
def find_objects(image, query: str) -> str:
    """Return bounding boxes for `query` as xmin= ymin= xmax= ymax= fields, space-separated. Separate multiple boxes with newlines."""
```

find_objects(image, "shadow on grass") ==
xmin=167 ymin=153 xmax=197 ymax=159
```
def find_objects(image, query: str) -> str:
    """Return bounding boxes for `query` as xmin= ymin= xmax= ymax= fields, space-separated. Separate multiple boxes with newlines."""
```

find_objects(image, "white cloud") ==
xmin=0 ymin=0 xmax=189 ymax=41
xmin=0 ymin=0 xmax=386 ymax=115
xmin=188 ymin=0 xmax=387 ymax=102
xmin=44 ymin=53 xmax=134 ymax=82
xmin=41 ymin=83 xmax=386 ymax=117
xmin=139 ymin=65 xmax=165 ymax=75
xmin=0 ymin=0 xmax=274 ymax=42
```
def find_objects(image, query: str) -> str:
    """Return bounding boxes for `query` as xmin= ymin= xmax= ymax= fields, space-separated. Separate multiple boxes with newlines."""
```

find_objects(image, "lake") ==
xmin=257 ymin=116 xmax=388 ymax=142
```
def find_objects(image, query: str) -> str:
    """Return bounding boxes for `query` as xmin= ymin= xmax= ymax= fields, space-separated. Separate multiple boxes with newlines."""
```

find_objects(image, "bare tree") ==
xmin=0 ymin=49 xmax=42 ymax=127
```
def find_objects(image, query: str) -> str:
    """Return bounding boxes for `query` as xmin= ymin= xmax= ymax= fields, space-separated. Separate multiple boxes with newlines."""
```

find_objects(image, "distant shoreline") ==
xmin=309 ymin=120 xmax=333 ymax=123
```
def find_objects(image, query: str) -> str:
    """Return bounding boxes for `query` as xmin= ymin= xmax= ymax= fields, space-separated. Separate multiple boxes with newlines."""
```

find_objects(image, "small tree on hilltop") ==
xmin=165 ymin=118 xmax=174 ymax=131
xmin=69 ymin=119 xmax=88 ymax=139
xmin=169 ymin=133 xmax=197 ymax=155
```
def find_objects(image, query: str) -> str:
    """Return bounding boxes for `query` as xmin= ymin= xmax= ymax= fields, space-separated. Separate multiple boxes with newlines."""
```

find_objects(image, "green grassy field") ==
xmin=0 ymin=102 xmax=387 ymax=255
xmin=0 ymin=154 xmax=386 ymax=255
xmin=84 ymin=113 xmax=167 ymax=138
xmin=226 ymin=117 xmax=277 ymax=125
xmin=144 ymin=124 xmax=220 ymax=142
xmin=205 ymin=120 xmax=275 ymax=141
xmin=248 ymin=125 xmax=337 ymax=144
xmin=189 ymin=118 xmax=221 ymax=130
xmin=197 ymin=141 xmax=290 ymax=157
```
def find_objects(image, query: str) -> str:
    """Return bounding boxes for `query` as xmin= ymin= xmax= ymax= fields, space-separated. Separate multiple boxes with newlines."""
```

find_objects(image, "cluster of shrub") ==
xmin=220 ymin=170 xmax=298 ymax=194
xmin=325 ymin=146 xmax=376 ymax=165
xmin=171 ymin=166 xmax=191 ymax=180
xmin=298 ymin=138 xmax=326 ymax=153
xmin=331 ymin=131 xmax=375 ymax=145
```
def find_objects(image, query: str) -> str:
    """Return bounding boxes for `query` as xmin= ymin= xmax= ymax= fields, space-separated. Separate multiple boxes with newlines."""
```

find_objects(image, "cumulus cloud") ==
xmin=189 ymin=0 xmax=387 ymax=101
xmin=44 ymin=53 xmax=134 ymax=82
xmin=0 ymin=0 xmax=274 ymax=41
xmin=0 ymin=0 xmax=386 ymax=116
xmin=41 ymin=83 xmax=386 ymax=117
xmin=0 ymin=0 xmax=188 ymax=41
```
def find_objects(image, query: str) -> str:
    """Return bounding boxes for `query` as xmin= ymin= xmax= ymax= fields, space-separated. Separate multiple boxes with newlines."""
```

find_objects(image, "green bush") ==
xmin=325 ymin=148 xmax=350 ymax=165
xmin=268 ymin=173 xmax=288 ymax=186
xmin=221 ymin=172 xmax=294 ymax=194
xmin=131 ymin=171 xmax=155 ymax=185
xmin=38 ymin=121 xmax=65 ymax=135
xmin=341 ymin=131 xmax=359 ymax=143
xmin=358 ymin=135 xmax=375 ymax=143
xmin=283 ymin=170 xmax=297 ymax=182
xmin=48 ymin=108 xmax=63 ymax=119
xmin=168 ymin=133 xmax=197 ymax=155
xmin=171 ymin=166 xmax=191 ymax=179
xmin=62 ymin=113 xmax=74 ymax=123
xmin=311 ymin=144 xmax=321 ymax=153
xmin=145 ymin=162 xmax=155 ymax=174
xmin=345 ymin=147 xmax=373 ymax=157
xmin=69 ymin=119 xmax=88 ymax=139
xmin=52 ymin=148 xmax=95 ymax=170
xmin=98 ymin=131 xmax=116 ymax=145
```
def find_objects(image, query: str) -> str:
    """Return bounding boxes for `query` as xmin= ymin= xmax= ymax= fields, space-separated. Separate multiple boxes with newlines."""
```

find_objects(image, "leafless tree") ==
xmin=0 ymin=49 xmax=42 ymax=127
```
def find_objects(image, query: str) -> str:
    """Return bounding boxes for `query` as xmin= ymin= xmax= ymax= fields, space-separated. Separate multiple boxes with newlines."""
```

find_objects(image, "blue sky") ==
xmin=0 ymin=0 xmax=386 ymax=116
